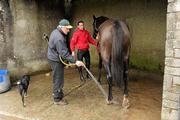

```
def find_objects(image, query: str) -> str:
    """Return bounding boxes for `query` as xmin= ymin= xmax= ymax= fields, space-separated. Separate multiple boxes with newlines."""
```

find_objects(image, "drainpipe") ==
xmin=64 ymin=0 xmax=72 ymax=53
xmin=64 ymin=0 xmax=72 ymax=19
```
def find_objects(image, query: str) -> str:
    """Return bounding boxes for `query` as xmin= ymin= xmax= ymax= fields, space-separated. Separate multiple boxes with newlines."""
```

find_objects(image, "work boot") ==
xmin=54 ymin=99 xmax=68 ymax=105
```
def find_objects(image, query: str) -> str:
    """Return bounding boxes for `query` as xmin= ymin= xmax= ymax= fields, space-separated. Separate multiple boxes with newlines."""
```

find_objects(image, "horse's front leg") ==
xmin=122 ymin=59 xmax=130 ymax=108
xmin=77 ymin=51 xmax=85 ymax=81
xmin=104 ymin=62 xmax=113 ymax=104
xmin=78 ymin=67 xmax=85 ymax=81
xmin=98 ymin=54 xmax=102 ymax=84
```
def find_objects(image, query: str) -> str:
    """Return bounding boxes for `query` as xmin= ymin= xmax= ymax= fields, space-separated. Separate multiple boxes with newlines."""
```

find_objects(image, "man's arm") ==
xmin=56 ymin=39 xmax=75 ymax=63
xmin=70 ymin=33 xmax=78 ymax=53
xmin=87 ymin=32 xmax=97 ymax=46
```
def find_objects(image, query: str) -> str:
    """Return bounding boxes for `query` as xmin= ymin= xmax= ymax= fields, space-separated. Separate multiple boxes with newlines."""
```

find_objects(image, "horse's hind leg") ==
xmin=84 ymin=50 xmax=91 ymax=79
xmin=122 ymin=59 xmax=130 ymax=108
xmin=98 ymin=54 xmax=102 ymax=84
xmin=123 ymin=60 xmax=128 ymax=96
xmin=104 ymin=62 xmax=113 ymax=104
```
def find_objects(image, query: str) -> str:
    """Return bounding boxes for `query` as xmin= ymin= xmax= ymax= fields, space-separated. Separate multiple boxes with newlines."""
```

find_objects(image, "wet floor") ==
xmin=0 ymin=67 xmax=163 ymax=120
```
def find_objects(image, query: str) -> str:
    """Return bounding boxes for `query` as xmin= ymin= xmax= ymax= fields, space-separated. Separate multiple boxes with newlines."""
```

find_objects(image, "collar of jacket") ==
xmin=58 ymin=28 xmax=66 ymax=37
xmin=76 ymin=28 xmax=85 ymax=32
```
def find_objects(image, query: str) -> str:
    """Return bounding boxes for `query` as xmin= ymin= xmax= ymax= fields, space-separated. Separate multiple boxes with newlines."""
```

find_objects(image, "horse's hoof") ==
xmin=106 ymin=99 xmax=113 ymax=105
xmin=122 ymin=99 xmax=130 ymax=109
xmin=98 ymin=81 xmax=101 ymax=84
xmin=23 ymin=103 xmax=26 ymax=107
xmin=80 ymin=76 xmax=86 ymax=81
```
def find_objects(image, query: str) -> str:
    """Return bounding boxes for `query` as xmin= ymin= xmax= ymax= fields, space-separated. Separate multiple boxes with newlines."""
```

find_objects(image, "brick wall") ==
xmin=161 ymin=0 xmax=180 ymax=119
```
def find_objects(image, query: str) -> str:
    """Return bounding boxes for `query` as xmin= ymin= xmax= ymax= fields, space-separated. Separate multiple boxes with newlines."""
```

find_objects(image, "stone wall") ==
xmin=0 ymin=0 xmax=64 ymax=78
xmin=0 ymin=0 xmax=13 ymax=69
xmin=71 ymin=0 xmax=167 ymax=72
xmin=161 ymin=0 xmax=180 ymax=119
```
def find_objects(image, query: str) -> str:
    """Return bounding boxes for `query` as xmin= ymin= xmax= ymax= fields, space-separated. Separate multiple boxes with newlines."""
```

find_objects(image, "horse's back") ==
xmin=99 ymin=19 xmax=130 ymax=38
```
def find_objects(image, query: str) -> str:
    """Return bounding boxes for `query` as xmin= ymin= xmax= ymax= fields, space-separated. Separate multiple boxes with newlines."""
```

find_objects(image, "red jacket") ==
xmin=70 ymin=28 xmax=97 ymax=52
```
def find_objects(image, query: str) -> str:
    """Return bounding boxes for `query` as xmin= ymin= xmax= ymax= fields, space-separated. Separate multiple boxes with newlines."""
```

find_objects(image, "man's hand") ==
xmin=72 ymin=51 xmax=77 ymax=60
xmin=96 ymin=33 xmax=99 ymax=39
xmin=72 ymin=51 xmax=75 ymax=56
xmin=75 ymin=61 xmax=85 ymax=67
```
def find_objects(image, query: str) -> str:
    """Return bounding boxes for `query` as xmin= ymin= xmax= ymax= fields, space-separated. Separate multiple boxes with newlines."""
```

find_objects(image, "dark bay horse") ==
xmin=92 ymin=15 xmax=131 ymax=108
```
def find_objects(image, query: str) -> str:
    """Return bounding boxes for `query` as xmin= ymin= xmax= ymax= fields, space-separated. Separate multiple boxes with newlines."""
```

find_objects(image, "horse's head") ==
xmin=92 ymin=15 xmax=109 ymax=39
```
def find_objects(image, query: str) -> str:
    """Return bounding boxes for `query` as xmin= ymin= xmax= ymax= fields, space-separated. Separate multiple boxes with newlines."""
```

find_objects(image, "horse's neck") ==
xmin=98 ymin=18 xmax=109 ymax=28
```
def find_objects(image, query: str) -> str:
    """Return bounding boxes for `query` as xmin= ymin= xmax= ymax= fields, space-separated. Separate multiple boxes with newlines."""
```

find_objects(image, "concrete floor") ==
xmin=0 ymin=68 xmax=163 ymax=120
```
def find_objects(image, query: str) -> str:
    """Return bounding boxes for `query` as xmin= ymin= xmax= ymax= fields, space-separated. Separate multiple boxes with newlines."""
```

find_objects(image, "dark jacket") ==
xmin=47 ymin=29 xmax=75 ymax=63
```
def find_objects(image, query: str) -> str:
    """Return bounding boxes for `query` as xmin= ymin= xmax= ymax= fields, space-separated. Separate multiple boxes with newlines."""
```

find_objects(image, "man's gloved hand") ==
xmin=75 ymin=61 xmax=85 ymax=67
xmin=96 ymin=32 xmax=99 ymax=39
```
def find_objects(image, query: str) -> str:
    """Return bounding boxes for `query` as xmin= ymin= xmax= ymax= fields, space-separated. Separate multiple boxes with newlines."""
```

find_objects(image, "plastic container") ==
xmin=0 ymin=69 xmax=11 ymax=93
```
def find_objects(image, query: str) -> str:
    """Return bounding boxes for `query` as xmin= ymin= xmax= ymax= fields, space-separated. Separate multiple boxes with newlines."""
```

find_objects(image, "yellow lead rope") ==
xmin=59 ymin=56 xmax=76 ymax=67
xmin=43 ymin=32 xmax=76 ymax=67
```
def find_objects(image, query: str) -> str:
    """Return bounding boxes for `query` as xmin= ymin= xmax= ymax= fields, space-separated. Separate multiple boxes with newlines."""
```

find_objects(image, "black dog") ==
xmin=17 ymin=75 xmax=30 ymax=107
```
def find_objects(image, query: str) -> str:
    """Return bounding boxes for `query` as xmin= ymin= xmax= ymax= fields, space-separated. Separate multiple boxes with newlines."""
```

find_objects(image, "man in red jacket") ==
xmin=70 ymin=20 xmax=97 ymax=80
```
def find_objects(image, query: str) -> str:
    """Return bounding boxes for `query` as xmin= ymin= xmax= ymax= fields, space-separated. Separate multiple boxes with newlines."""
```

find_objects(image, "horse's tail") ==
xmin=111 ymin=20 xmax=124 ymax=87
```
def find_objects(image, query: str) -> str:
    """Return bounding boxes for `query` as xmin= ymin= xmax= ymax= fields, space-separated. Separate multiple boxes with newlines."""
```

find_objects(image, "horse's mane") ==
xmin=97 ymin=16 xmax=109 ymax=23
xmin=95 ymin=16 xmax=109 ymax=28
xmin=98 ymin=16 xmax=109 ymax=20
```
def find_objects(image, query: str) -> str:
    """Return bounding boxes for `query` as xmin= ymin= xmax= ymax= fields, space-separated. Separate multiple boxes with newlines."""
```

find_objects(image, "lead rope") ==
xmin=59 ymin=56 xmax=76 ymax=67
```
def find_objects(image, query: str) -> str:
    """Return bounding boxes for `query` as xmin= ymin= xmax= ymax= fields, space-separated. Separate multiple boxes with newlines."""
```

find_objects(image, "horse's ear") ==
xmin=93 ymin=15 xmax=96 ymax=20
